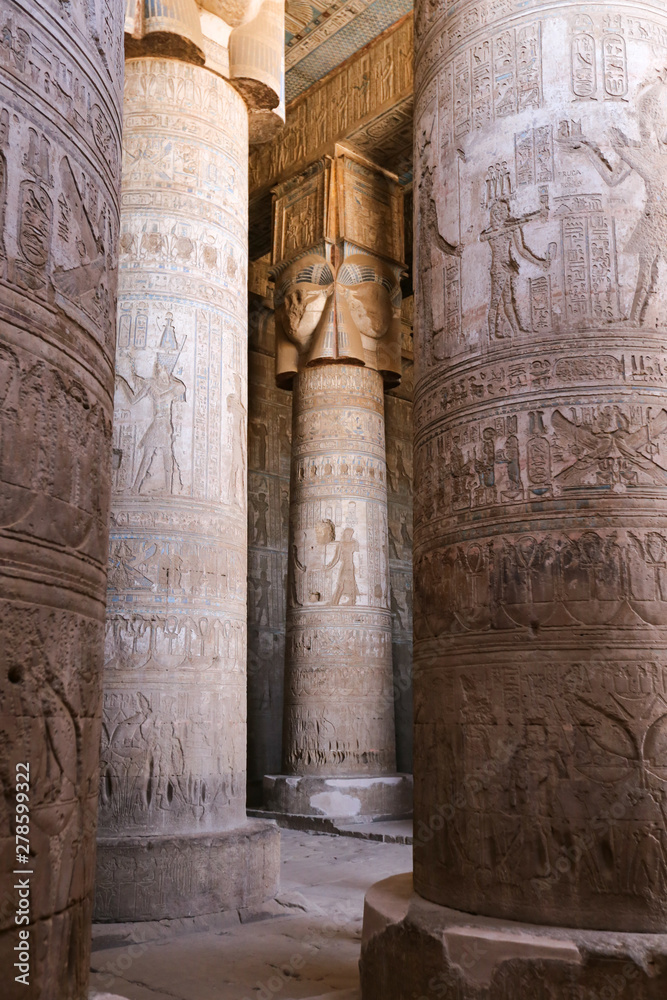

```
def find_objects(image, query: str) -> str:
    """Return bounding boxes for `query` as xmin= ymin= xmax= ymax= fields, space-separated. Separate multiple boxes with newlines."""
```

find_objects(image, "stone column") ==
xmin=385 ymin=302 xmax=414 ymax=774
xmin=361 ymin=1 xmax=667 ymax=996
xmin=263 ymin=146 xmax=413 ymax=823
xmin=95 ymin=5 xmax=281 ymax=923
xmin=0 ymin=2 xmax=123 ymax=996
xmin=246 ymin=263 xmax=292 ymax=806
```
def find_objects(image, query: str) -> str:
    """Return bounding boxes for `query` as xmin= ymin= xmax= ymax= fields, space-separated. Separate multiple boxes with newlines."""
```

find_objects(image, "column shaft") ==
xmin=0 ymin=1 xmax=123 ymax=995
xmin=413 ymin=0 xmax=667 ymax=935
xmin=96 ymin=56 xmax=277 ymax=922
xmin=284 ymin=364 xmax=396 ymax=776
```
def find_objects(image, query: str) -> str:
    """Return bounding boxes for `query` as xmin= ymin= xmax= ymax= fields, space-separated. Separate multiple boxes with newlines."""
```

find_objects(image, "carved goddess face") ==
xmin=345 ymin=282 xmax=393 ymax=340
xmin=315 ymin=519 xmax=335 ymax=545
xmin=278 ymin=285 xmax=331 ymax=351
xmin=276 ymin=255 xmax=334 ymax=354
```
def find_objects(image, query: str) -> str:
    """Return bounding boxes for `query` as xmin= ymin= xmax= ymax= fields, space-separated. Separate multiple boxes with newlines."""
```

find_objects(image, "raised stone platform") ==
xmin=360 ymin=874 xmax=667 ymax=999
xmin=263 ymin=774 xmax=413 ymax=823
xmin=95 ymin=819 xmax=280 ymax=922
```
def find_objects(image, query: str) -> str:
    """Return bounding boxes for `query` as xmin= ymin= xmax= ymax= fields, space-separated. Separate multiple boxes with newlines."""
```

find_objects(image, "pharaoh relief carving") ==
xmin=413 ymin=1 xmax=667 ymax=933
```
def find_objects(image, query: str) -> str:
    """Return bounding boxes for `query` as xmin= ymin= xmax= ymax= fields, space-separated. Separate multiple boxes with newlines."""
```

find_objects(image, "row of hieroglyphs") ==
xmin=415 ymin=527 xmax=667 ymax=635
xmin=415 ymin=401 xmax=667 ymax=523
xmin=249 ymin=15 xmax=413 ymax=194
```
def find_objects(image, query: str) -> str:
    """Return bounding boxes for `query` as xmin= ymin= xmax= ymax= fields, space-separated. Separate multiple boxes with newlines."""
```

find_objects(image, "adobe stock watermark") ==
xmin=13 ymin=762 xmax=32 ymax=987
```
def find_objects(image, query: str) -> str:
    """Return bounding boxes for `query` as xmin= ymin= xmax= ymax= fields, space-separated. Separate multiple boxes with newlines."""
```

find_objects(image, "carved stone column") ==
xmin=0 ymin=2 xmax=123 ymax=996
xmin=361 ymin=1 xmax=667 ymax=996
xmin=263 ymin=147 xmax=413 ymax=822
xmin=95 ymin=4 xmax=281 ymax=922
xmin=385 ymin=299 xmax=414 ymax=774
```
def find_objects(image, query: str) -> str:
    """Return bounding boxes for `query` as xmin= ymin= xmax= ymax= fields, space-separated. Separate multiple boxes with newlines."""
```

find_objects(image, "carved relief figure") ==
xmin=327 ymin=526 xmax=360 ymax=606
xmin=116 ymin=341 xmax=186 ymax=495
xmin=251 ymin=569 xmax=271 ymax=626
xmin=552 ymin=406 xmax=667 ymax=489
xmin=417 ymin=166 xmax=462 ymax=359
xmin=251 ymin=418 xmax=268 ymax=469
xmin=251 ymin=491 xmax=269 ymax=546
xmin=227 ymin=374 xmax=246 ymax=505
xmin=560 ymin=76 xmax=667 ymax=325
xmin=480 ymin=197 xmax=554 ymax=340
xmin=289 ymin=536 xmax=306 ymax=607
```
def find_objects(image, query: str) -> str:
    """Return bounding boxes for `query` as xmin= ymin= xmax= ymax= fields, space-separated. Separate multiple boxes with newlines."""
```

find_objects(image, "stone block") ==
xmin=263 ymin=774 xmax=413 ymax=822
xmin=360 ymin=876 xmax=667 ymax=999
xmin=95 ymin=820 xmax=280 ymax=922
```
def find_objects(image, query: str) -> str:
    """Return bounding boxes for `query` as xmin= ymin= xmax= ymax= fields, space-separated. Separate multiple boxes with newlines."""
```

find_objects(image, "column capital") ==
xmin=271 ymin=145 xmax=406 ymax=390
xmin=124 ymin=0 xmax=285 ymax=142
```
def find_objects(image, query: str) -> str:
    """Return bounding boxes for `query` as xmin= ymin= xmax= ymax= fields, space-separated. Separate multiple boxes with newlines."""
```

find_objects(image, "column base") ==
xmin=360 ymin=875 xmax=667 ymax=999
xmin=263 ymin=773 xmax=413 ymax=823
xmin=94 ymin=820 xmax=280 ymax=922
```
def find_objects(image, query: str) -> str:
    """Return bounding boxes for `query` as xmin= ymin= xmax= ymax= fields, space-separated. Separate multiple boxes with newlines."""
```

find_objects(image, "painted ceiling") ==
xmin=284 ymin=0 xmax=412 ymax=102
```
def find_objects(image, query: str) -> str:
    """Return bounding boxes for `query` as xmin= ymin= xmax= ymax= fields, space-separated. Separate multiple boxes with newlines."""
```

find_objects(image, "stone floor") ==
xmin=89 ymin=828 xmax=412 ymax=1000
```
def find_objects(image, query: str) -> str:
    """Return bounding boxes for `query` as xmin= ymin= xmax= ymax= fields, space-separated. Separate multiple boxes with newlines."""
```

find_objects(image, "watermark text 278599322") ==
xmin=14 ymin=762 xmax=31 ymax=986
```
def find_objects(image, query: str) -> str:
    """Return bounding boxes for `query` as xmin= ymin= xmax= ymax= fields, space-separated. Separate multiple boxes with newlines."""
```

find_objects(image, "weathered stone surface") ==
xmin=0 ymin=1 xmax=123 ymax=996
xmin=95 ymin=820 xmax=279 ymax=922
xmin=263 ymin=774 xmax=413 ymax=822
xmin=412 ymin=0 xmax=667 ymax=933
xmin=282 ymin=363 xmax=398 ymax=777
xmin=361 ymin=875 xmax=667 ymax=999
xmin=90 ymin=829 xmax=412 ymax=1000
xmin=97 ymin=55 xmax=278 ymax=919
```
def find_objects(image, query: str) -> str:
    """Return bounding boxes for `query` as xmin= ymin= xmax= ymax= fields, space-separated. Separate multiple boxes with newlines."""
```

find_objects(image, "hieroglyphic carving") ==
xmin=273 ymin=153 xmax=404 ymax=782
xmin=413 ymin=0 xmax=667 ymax=936
xmin=0 ymin=0 xmax=122 ymax=994
xmin=283 ymin=365 xmax=397 ymax=774
xmin=249 ymin=14 xmax=414 ymax=196
xmin=98 ymin=58 xmax=253 ymax=918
